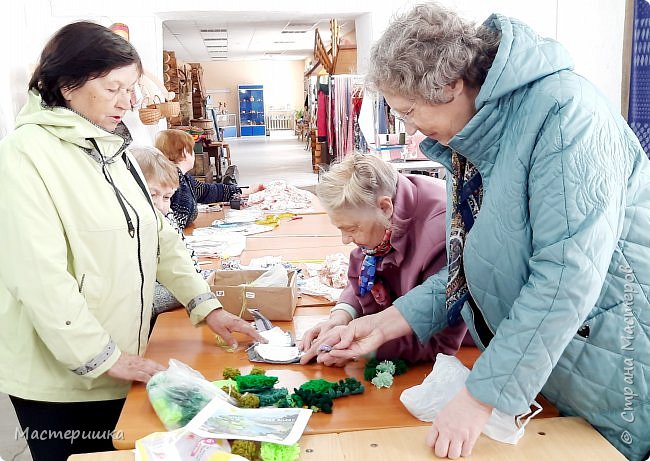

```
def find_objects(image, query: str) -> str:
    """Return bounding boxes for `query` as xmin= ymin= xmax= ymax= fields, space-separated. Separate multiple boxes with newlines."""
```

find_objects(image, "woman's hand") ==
xmin=299 ymin=310 xmax=352 ymax=354
xmin=303 ymin=306 xmax=412 ymax=366
xmin=204 ymin=308 xmax=266 ymax=349
xmin=426 ymin=387 xmax=493 ymax=459
xmin=242 ymin=184 xmax=264 ymax=197
xmin=106 ymin=352 xmax=166 ymax=384
xmin=300 ymin=313 xmax=388 ymax=365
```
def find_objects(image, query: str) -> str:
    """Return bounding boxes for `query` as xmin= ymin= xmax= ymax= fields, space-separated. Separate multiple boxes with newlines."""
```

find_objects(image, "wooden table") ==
xmin=187 ymin=207 xmax=353 ymax=307
xmin=113 ymin=308 xmax=560 ymax=450
xmin=76 ymin=416 xmax=624 ymax=460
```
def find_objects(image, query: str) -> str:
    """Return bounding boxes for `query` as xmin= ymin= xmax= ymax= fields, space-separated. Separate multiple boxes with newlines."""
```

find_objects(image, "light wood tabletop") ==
xmin=75 ymin=416 xmax=624 ymax=460
xmin=113 ymin=308 xmax=561 ymax=450
xmin=185 ymin=206 xmax=353 ymax=307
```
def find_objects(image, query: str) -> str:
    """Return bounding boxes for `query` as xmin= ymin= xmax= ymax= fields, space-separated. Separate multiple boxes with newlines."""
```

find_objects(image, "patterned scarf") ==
xmin=446 ymin=151 xmax=483 ymax=325
xmin=358 ymin=229 xmax=393 ymax=296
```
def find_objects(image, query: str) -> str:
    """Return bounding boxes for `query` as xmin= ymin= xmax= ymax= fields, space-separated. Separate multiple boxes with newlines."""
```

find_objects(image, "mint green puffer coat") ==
xmin=394 ymin=14 xmax=650 ymax=460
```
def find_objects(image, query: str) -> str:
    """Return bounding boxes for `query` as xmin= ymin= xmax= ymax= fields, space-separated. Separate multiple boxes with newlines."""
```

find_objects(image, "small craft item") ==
xmin=235 ymin=374 xmax=279 ymax=393
xmin=260 ymin=442 xmax=301 ymax=461
xmin=364 ymin=358 xmax=410 ymax=389
xmin=364 ymin=357 xmax=409 ymax=381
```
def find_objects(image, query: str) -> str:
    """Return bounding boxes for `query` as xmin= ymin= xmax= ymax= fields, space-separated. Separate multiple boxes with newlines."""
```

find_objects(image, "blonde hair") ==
xmin=317 ymin=153 xmax=398 ymax=218
xmin=154 ymin=129 xmax=195 ymax=164
xmin=130 ymin=145 xmax=179 ymax=189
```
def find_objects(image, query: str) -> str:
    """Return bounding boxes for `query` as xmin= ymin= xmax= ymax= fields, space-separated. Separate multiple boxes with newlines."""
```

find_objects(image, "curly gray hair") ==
xmin=317 ymin=153 xmax=397 ymax=228
xmin=367 ymin=2 xmax=500 ymax=104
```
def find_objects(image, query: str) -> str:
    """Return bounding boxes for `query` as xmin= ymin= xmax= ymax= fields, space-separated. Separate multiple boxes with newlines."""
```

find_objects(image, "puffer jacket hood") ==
xmin=476 ymin=14 xmax=574 ymax=108
xmin=16 ymin=90 xmax=131 ymax=164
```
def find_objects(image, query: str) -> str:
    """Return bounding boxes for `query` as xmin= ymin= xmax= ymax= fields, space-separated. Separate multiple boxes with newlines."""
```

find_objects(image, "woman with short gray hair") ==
xmin=300 ymin=153 xmax=466 ymax=366
xmin=314 ymin=3 xmax=650 ymax=460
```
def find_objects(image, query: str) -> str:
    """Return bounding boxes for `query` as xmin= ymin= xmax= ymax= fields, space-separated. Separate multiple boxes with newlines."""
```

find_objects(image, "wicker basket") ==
xmin=159 ymin=100 xmax=181 ymax=118
xmin=138 ymin=97 xmax=162 ymax=125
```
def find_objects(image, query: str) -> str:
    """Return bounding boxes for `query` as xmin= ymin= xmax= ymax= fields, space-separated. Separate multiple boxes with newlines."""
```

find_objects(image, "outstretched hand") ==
xmin=204 ymin=308 xmax=266 ymax=349
xmin=300 ymin=314 xmax=388 ymax=366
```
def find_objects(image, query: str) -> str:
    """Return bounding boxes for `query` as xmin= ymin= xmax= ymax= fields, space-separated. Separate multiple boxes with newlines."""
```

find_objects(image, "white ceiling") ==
xmin=162 ymin=11 xmax=359 ymax=63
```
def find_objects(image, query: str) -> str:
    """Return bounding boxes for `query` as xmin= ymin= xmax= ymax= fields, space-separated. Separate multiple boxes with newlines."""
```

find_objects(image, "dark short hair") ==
xmin=29 ymin=21 xmax=143 ymax=107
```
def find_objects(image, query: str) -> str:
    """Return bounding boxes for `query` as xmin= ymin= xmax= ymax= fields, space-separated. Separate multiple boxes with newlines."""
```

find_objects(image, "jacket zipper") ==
xmin=465 ymin=274 xmax=496 ymax=349
xmin=88 ymin=139 xmax=146 ymax=354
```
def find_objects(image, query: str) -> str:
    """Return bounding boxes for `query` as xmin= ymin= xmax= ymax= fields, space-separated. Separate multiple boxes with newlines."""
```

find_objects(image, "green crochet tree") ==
xmin=363 ymin=358 xmax=409 ymax=381
xmin=231 ymin=439 xmax=260 ymax=460
xmin=220 ymin=385 xmax=242 ymax=401
xmin=327 ymin=377 xmax=365 ymax=398
xmin=298 ymin=378 xmax=334 ymax=394
xmin=255 ymin=388 xmax=290 ymax=407
xmin=371 ymin=371 xmax=394 ymax=389
xmin=235 ymin=374 xmax=279 ymax=393
xmin=238 ymin=392 xmax=261 ymax=408
xmin=260 ymin=442 xmax=301 ymax=461
xmin=222 ymin=367 xmax=241 ymax=380
xmin=291 ymin=388 xmax=333 ymax=413
xmin=250 ymin=366 xmax=267 ymax=375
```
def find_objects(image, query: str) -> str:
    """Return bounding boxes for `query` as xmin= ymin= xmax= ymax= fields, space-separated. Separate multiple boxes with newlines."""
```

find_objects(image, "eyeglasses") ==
xmin=390 ymin=100 xmax=417 ymax=123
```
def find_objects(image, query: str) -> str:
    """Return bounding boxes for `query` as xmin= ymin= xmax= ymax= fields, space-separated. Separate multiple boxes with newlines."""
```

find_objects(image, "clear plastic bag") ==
xmin=400 ymin=354 xmax=542 ymax=444
xmin=146 ymin=359 xmax=237 ymax=430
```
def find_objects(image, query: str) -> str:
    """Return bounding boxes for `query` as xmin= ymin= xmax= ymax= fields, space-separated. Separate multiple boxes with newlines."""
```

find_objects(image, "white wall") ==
xmin=357 ymin=0 xmax=625 ymax=109
xmin=200 ymin=60 xmax=305 ymax=113
xmin=0 ymin=0 xmax=627 ymax=137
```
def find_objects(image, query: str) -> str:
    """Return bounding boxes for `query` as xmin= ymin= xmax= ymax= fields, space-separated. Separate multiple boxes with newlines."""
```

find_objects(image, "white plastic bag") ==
xmin=400 ymin=354 xmax=542 ymax=444
xmin=248 ymin=264 xmax=288 ymax=287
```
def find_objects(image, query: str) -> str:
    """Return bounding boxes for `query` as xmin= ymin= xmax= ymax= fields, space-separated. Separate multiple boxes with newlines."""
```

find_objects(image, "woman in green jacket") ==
xmin=0 ymin=22 xmax=262 ymax=461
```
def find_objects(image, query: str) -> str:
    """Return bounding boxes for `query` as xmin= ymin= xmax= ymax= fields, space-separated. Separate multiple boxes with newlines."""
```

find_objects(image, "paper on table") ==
xmin=184 ymin=231 xmax=246 ymax=258
xmin=185 ymin=397 xmax=312 ymax=445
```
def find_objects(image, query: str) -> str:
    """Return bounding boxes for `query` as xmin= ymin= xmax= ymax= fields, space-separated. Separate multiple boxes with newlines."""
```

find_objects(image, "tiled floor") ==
xmin=0 ymin=129 xmax=316 ymax=461
xmin=227 ymin=129 xmax=318 ymax=192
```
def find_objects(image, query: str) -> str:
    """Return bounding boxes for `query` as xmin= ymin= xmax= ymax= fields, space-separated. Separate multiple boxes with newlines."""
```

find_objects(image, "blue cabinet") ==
xmin=238 ymin=84 xmax=265 ymax=137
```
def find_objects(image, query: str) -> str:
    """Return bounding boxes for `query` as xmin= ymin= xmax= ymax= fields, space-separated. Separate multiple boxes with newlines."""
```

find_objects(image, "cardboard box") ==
xmin=207 ymin=270 xmax=298 ymax=321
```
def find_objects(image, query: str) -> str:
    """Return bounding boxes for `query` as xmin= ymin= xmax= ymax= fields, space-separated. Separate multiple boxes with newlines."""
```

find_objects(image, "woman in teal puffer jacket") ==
xmin=314 ymin=3 xmax=650 ymax=460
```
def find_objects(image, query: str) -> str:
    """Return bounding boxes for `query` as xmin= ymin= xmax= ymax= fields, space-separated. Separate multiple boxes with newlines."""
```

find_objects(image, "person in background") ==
xmin=299 ymin=153 xmax=466 ymax=365
xmin=0 ymin=22 xmax=263 ymax=461
xmin=130 ymin=145 xmax=204 ymax=317
xmin=154 ymin=129 xmax=263 ymax=228
xmin=312 ymin=3 xmax=650 ymax=460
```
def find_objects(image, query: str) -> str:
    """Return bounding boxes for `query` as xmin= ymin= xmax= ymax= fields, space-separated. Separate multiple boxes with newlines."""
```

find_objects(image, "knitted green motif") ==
xmin=255 ymin=388 xmax=290 ymax=407
xmin=231 ymin=439 xmax=260 ymax=460
xmin=220 ymin=385 xmax=242 ymax=401
xmin=238 ymin=392 xmax=261 ymax=408
xmin=250 ymin=366 xmax=267 ymax=375
xmin=327 ymin=377 xmax=365 ymax=398
xmin=298 ymin=378 xmax=334 ymax=394
xmin=222 ymin=367 xmax=242 ymax=380
xmin=371 ymin=371 xmax=394 ymax=389
xmin=363 ymin=358 xmax=409 ymax=381
xmin=291 ymin=388 xmax=333 ymax=413
xmin=260 ymin=442 xmax=300 ymax=461
xmin=235 ymin=374 xmax=279 ymax=393
xmin=376 ymin=360 xmax=396 ymax=375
